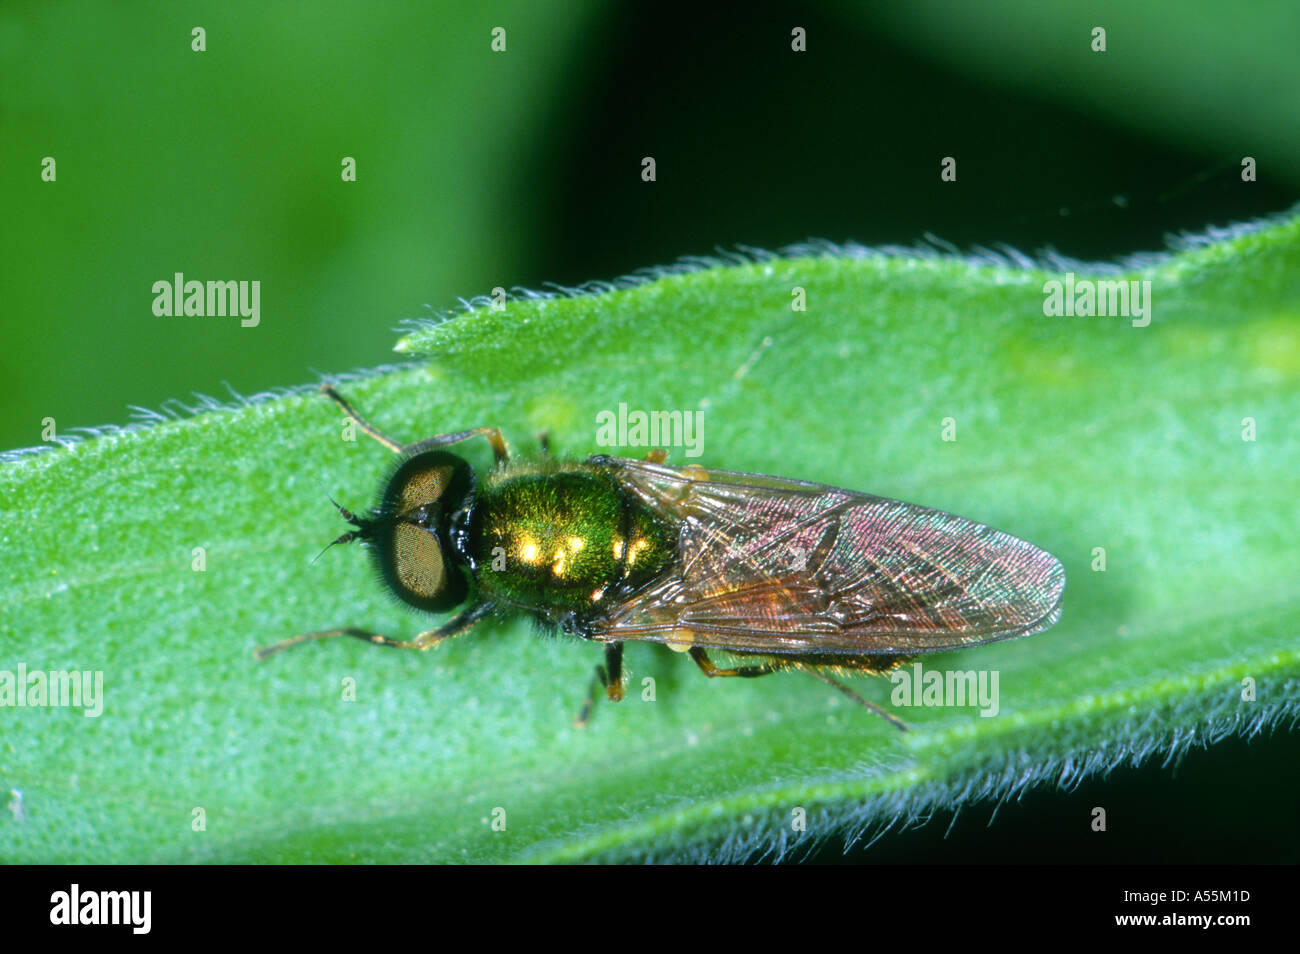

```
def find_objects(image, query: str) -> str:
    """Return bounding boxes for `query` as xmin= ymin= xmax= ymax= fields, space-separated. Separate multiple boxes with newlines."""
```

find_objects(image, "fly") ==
xmin=256 ymin=385 xmax=1066 ymax=729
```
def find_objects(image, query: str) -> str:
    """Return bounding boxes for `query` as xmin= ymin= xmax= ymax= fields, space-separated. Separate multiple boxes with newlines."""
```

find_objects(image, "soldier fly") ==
xmin=256 ymin=385 xmax=1066 ymax=729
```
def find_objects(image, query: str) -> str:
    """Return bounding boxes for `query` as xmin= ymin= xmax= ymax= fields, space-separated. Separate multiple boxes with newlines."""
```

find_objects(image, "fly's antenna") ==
xmin=310 ymin=531 xmax=358 ymax=565
xmin=310 ymin=495 xmax=373 ymax=564
xmin=328 ymin=494 xmax=361 ymax=524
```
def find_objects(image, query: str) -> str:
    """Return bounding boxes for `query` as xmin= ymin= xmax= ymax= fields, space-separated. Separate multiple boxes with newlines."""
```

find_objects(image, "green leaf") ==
xmin=3 ymin=214 xmax=1298 ymax=863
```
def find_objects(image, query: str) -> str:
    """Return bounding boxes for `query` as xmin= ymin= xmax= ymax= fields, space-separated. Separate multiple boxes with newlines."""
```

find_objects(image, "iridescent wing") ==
xmin=591 ymin=456 xmax=1065 ymax=655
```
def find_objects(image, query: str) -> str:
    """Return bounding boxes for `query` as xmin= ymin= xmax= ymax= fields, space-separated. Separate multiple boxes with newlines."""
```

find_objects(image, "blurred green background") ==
xmin=3 ymin=0 xmax=1298 ymax=861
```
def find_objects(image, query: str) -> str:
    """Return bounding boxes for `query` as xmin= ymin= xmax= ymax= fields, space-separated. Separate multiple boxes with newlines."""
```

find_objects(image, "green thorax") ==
xmin=467 ymin=465 xmax=677 ymax=619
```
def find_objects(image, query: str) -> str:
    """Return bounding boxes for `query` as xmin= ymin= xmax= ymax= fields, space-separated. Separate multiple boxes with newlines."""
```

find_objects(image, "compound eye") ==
xmin=392 ymin=523 xmax=449 ymax=601
xmin=374 ymin=450 xmax=474 ymax=612
xmin=390 ymin=458 xmax=456 ymax=518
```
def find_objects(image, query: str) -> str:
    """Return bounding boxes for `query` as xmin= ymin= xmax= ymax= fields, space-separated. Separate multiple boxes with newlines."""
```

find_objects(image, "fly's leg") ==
xmin=574 ymin=643 xmax=624 ymax=728
xmin=604 ymin=641 xmax=625 ymax=701
xmin=254 ymin=602 xmax=495 ymax=660
xmin=688 ymin=646 xmax=775 ymax=678
xmin=644 ymin=449 xmax=667 ymax=463
xmin=689 ymin=648 xmax=908 ymax=731
xmin=321 ymin=383 xmax=509 ymax=465
xmin=803 ymin=669 xmax=909 ymax=731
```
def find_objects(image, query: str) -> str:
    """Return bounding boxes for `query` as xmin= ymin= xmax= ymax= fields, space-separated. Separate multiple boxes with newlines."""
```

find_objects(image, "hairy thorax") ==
xmin=467 ymin=465 xmax=678 ymax=621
